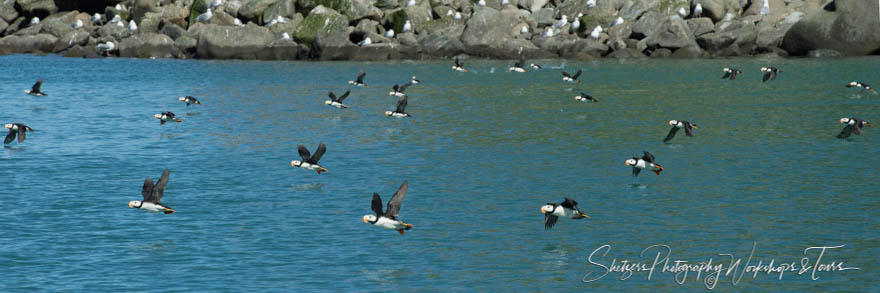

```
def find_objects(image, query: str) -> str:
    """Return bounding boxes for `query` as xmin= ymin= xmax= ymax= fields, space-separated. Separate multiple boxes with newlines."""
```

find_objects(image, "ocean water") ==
xmin=0 ymin=54 xmax=877 ymax=291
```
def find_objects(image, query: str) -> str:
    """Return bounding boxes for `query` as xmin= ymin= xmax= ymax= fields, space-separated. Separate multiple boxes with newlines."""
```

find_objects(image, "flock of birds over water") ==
xmin=7 ymin=56 xmax=876 ymax=233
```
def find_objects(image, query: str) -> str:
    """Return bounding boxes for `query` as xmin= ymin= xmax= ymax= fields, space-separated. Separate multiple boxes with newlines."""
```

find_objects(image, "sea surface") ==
xmin=0 ymin=54 xmax=877 ymax=291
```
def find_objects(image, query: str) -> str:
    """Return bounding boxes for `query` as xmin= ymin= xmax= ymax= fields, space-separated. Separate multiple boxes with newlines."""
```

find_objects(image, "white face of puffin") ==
xmin=625 ymin=159 xmax=638 ymax=166
xmin=290 ymin=160 xmax=302 ymax=167
xmin=840 ymin=118 xmax=850 ymax=124
xmin=760 ymin=67 xmax=768 ymax=72
xmin=668 ymin=120 xmax=678 ymax=126
xmin=849 ymin=81 xmax=858 ymax=86
xmin=384 ymin=111 xmax=393 ymax=116
xmin=540 ymin=205 xmax=554 ymax=213
xmin=3 ymin=124 xmax=12 ymax=129
xmin=177 ymin=97 xmax=186 ymax=101
xmin=348 ymin=80 xmax=355 ymax=85
xmin=153 ymin=114 xmax=163 ymax=119
xmin=128 ymin=200 xmax=141 ymax=208
xmin=362 ymin=215 xmax=377 ymax=223
xmin=325 ymin=100 xmax=333 ymax=105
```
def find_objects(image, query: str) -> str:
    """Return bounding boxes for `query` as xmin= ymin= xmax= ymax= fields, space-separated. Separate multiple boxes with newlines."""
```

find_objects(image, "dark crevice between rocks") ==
xmin=349 ymin=31 xmax=366 ymax=45
xmin=823 ymin=1 xmax=836 ymax=11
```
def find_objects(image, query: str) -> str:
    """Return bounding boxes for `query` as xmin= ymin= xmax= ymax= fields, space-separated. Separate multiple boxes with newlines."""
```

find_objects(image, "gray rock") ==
xmin=133 ymin=0 xmax=158 ymax=23
xmin=808 ymin=48 xmax=842 ymax=57
xmin=523 ymin=0 xmax=548 ymax=12
xmin=263 ymin=0 xmax=296 ymax=22
xmin=292 ymin=5 xmax=348 ymax=46
xmin=631 ymin=11 xmax=667 ymax=39
xmin=119 ymin=33 xmax=176 ymax=58
xmin=174 ymin=36 xmax=197 ymax=55
xmin=529 ymin=8 xmax=554 ymax=26
xmin=396 ymin=31 xmax=418 ymax=47
xmin=0 ymin=33 xmax=57 ymax=53
xmin=649 ymin=16 xmax=694 ymax=49
xmin=355 ymin=19 xmax=379 ymax=35
xmin=312 ymin=31 xmax=357 ymax=60
xmin=697 ymin=21 xmax=757 ymax=55
xmin=63 ymin=45 xmax=101 ymax=58
xmin=39 ymin=12 xmax=78 ymax=38
xmin=619 ymin=0 xmax=659 ymax=21
xmin=607 ymin=22 xmax=632 ymax=40
xmin=375 ymin=0 xmax=399 ymax=9
xmin=52 ymin=29 xmax=89 ymax=52
xmin=686 ymin=17 xmax=714 ymax=37
xmin=0 ymin=18 xmax=7 ymax=35
xmin=606 ymin=47 xmax=646 ymax=58
xmin=782 ymin=0 xmax=880 ymax=56
xmin=97 ymin=23 xmax=131 ymax=41
xmin=16 ymin=0 xmax=58 ymax=15
xmin=15 ymin=24 xmax=42 ymax=36
xmin=161 ymin=23 xmax=187 ymax=40
xmin=743 ymin=0 xmax=786 ymax=22
xmin=196 ymin=24 xmax=275 ymax=59
xmin=268 ymin=14 xmax=303 ymax=34
xmin=693 ymin=0 xmax=725 ymax=22
xmin=257 ymin=39 xmax=308 ymax=60
xmin=461 ymin=7 xmax=532 ymax=58
xmin=670 ymin=44 xmax=706 ymax=58
xmin=418 ymin=24 xmax=465 ymax=57
xmin=560 ymin=38 xmax=609 ymax=58
xmin=0 ymin=1 xmax=18 ymax=23
xmin=240 ymin=0 xmax=282 ymax=21
xmin=650 ymin=48 xmax=672 ymax=57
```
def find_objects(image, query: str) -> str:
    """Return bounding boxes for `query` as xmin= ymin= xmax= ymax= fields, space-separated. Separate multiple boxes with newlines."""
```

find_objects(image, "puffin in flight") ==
xmin=760 ymin=67 xmax=781 ymax=82
xmin=410 ymin=76 xmax=420 ymax=84
xmin=291 ymin=143 xmax=328 ymax=174
xmin=540 ymin=197 xmax=589 ymax=230
xmin=348 ymin=70 xmax=368 ymax=87
xmin=4 ymin=123 xmax=33 ymax=144
xmin=325 ymin=90 xmax=350 ymax=108
xmin=562 ymin=69 xmax=582 ymax=83
xmin=836 ymin=118 xmax=872 ymax=139
xmin=388 ymin=82 xmax=412 ymax=97
xmin=128 ymin=169 xmax=176 ymax=214
xmin=24 ymin=78 xmax=46 ymax=96
xmin=385 ymin=95 xmax=411 ymax=118
xmin=362 ymin=180 xmax=413 ymax=235
xmin=575 ymin=92 xmax=597 ymax=102
xmin=663 ymin=120 xmax=698 ymax=142
xmin=178 ymin=96 xmax=201 ymax=107
xmin=530 ymin=63 xmax=542 ymax=70
xmin=846 ymin=81 xmax=877 ymax=94
xmin=508 ymin=56 xmax=527 ymax=72
xmin=625 ymin=152 xmax=663 ymax=176
xmin=452 ymin=57 xmax=467 ymax=72
xmin=721 ymin=68 xmax=742 ymax=80
xmin=154 ymin=111 xmax=182 ymax=125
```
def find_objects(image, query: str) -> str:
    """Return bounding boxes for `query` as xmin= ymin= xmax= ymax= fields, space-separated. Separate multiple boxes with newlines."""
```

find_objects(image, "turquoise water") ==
xmin=0 ymin=55 xmax=877 ymax=291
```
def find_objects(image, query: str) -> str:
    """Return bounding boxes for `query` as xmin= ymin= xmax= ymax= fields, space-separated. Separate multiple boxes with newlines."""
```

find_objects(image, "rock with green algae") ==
xmin=292 ymin=5 xmax=348 ymax=46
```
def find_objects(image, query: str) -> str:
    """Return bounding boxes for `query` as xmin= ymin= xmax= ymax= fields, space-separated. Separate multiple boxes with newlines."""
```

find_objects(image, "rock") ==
xmin=196 ymin=24 xmax=275 ymax=59
xmin=648 ymin=16 xmax=694 ymax=49
xmin=0 ymin=18 xmax=7 ymax=35
xmin=418 ymin=24 xmax=465 ymax=57
xmin=560 ymin=38 xmax=609 ymax=58
xmin=696 ymin=21 xmax=757 ymax=55
xmin=670 ymin=44 xmax=706 ymax=58
xmin=743 ymin=0 xmax=786 ymax=22
xmin=396 ymin=31 xmax=418 ymax=47
xmin=188 ymin=0 xmax=207 ymax=27
xmin=618 ymin=0 xmax=659 ymax=21
xmin=607 ymin=22 xmax=632 ymax=40
xmin=262 ymin=0 xmax=296 ymax=21
xmin=63 ymin=44 xmax=100 ymax=58
xmin=105 ymin=6 xmax=129 ymax=23
xmin=606 ymin=47 xmax=646 ymax=58
xmin=650 ymin=48 xmax=672 ymax=57
xmin=268 ymin=14 xmax=304 ymax=34
xmin=524 ymin=0 xmax=548 ymax=12
xmin=686 ymin=17 xmax=714 ymax=37
xmin=782 ymin=0 xmax=880 ymax=56
xmin=239 ymin=0 xmax=281 ymax=21
xmin=119 ymin=33 xmax=176 ymax=58
xmin=693 ymin=0 xmax=724 ymax=22
xmin=375 ymin=0 xmax=398 ymax=9
xmin=607 ymin=37 xmax=626 ymax=50
xmin=292 ymin=5 xmax=349 ymax=46
xmin=0 ymin=33 xmax=57 ymax=53
xmin=257 ymin=39 xmax=308 ymax=60
xmin=0 ymin=1 xmax=18 ymax=23
xmin=38 ymin=12 xmax=77 ymax=38
xmin=631 ymin=11 xmax=667 ymax=39
xmin=311 ymin=31 xmax=357 ymax=60
xmin=354 ymin=18 xmax=378 ymax=34
xmin=401 ymin=4 xmax=433 ymax=30
xmin=16 ymin=0 xmax=58 ymax=16
xmin=52 ymin=29 xmax=89 ymax=52
xmin=15 ymin=23 xmax=42 ymax=36
xmin=133 ymin=0 xmax=158 ymax=23
xmin=174 ymin=36 xmax=197 ymax=55
xmin=808 ymin=48 xmax=842 ymax=57
xmin=529 ymin=8 xmax=554 ymax=26
xmin=161 ymin=23 xmax=187 ymax=40
xmin=460 ymin=7 xmax=532 ymax=58
xmin=97 ymin=22 xmax=131 ymax=40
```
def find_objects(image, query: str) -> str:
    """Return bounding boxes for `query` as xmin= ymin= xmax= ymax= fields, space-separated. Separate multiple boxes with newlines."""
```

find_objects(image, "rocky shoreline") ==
xmin=0 ymin=0 xmax=877 ymax=60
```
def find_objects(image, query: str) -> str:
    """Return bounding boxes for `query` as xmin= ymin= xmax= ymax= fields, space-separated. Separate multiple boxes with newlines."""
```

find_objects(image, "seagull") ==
xmin=325 ymin=90 xmax=351 ymax=108
xmin=586 ymin=0 xmax=596 ymax=8
xmin=110 ymin=14 xmax=122 ymax=23
xmin=552 ymin=15 xmax=568 ymax=30
xmin=385 ymin=29 xmax=395 ymax=38
xmin=153 ymin=111 xmax=182 ymax=125
xmin=759 ymin=0 xmax=770 ymax=16
xmin=837 ymin=118 xmax=872 ymax=139
xmin=385 ymin=95 xmax=412 ymax=118
xmin=208 ymin=0 xmax=223 ymax=8
xmin=357 ymin=37 xmax=372 ymax=46
xmin=115 ymin=3 xmax=123 ymax=10
xmin=570 ymin=13 xmax=582 ymax=33
xmin=543 ymin=28 xmax=554 ymax=37
xmin=477 ymin=0 xmax=486 ymax=6
xmin=403 ymin=20 xmax=412 ymax=32
xmin=71 ymin=19 xmax=83 ymax=29
xmin=663 ymin=120 xmax=698 ymax=142
xmin=625 ymin=152 xmax=664 ymax=176
xmin=589 ymin=26 xmax=602 ymax=39
xmin=610 ymin=16 xmax=624 ymax=27
xmin=128 ymin=169 xmax=176 ymax=214
xmin=29 ymin=17 xmax=39 ymax=26
xmin=520 ymin=25 xmax=529 ymax=34
xmin=406 ymin=0 xmax=416 ymax=6
xmin=291 ymin=143 xmax=329 ymax=174
xmin=90 ymin=13 xmax=103 ymax=25
xmin=128 ymin=20 xmax=138 ymax=32
xmin=96 ymin=41 xmax=116 ymax=56
xmin=362 ymin=181 xmax=413 ymax=235
xmin=446 ymin=10 xmax=453 ymax=16
xmin=501 ymin=0 xmax=508 ymax=5
xmin=234 ymin=18 xmax=244 ymax=26
xmin=540 ymin=197 xmax=589 ymax=230
xmin=281 ymin=32 xmax=290 ymax=40
xmin=197 ymin=8 xmax=213 ymax=22
xmin=562 ymin=69 xmax=582 ymax=83
xmin=694 ymin=3 xmax=703 ymax=17
xmin=349 ymin=70 xmax=368 ymax=87
xmin=454 ymin=12 xmax=462 ymax=21
xmin=4 ymin=123 xmax=33 ymax=144
xmin=678 ymin=7 xmax=688 ymax=18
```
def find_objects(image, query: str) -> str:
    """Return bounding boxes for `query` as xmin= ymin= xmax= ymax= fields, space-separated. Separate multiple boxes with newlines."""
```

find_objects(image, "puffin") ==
xmin=385 ymin=95 xmax=411 ymax=118
xmin=154 ymin=111 xmax=183 ymax=125
xmin=348 ymin=70 xmax=368 ymax=87
xmin=562 ymin=69 xmax=582 ymax=83
xmin=846 ymin=81 xmax=877 ymax=94
xmin=574 ymin=92 xmax=597 ymax=102
xmin=410 ymin=76 xmax=420 ymax=84
xmin=836 ymin=118 xmax=872 ymax=139
xmin=325 ymin=90 xmax=350 ymax=108
xmin=24 ymin=78 xmax=46 ymax=96
xmin=663 ymin=120 xmax=698 ymax=142
xmin=178 ymin=96 xmax=201 ymax=106
xmin=508 ymin=56 xmax=527 ymax=72
xmin=388 ymin=82 xmax=412 ymax=97
xmin=625 ymin=152 xmax=664 ymax=176
xmin=452 ymin=57 xmax=467 ymax=72
xmin=128 ymin=169 xmax=176 ymax=214
xmin=4 ymin=123 xmax=33 ymax=144
xmin=291 ymin=143 xmax=329 ymax=174
xmin=540 ymin=197 xmax=589 ymax=230
xmin=530 ymin=63 xmax=542 ymax=70
xmin=760 ymin=67 xmax=781 ymax=82
xmin=362 ymin=180 xmax=413 ymax=235
xmin=721 ymin=68 xmax=742 ymax=80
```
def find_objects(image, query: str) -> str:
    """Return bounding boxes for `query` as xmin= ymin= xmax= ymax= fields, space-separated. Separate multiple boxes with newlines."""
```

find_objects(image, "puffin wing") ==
xmin=837 ymin=124 xmax=855 ymax=139
xmin=17 ymin=126 xmax=26 ymax=142
xmin=730 ymin=71 xmax=738 ymax=80
xmin=356 ymin=70 xmax=365 ymax=83
xmin=371 ymin=193 xmax=384 ymax=216
xmin=297 ymin=145 xmax=312 ymax=162
xmin=572 ymin=69 xmax=582 ymax=79
xmin=337 ymin=90 xmax=350 ymax=102
xmin=516 ymin=56 xmax=524 ymax=67
xmin=307 ymin=143 xmax=326 ymax=164
xmin=398 ymin=82 xmax=412 ymax=92
xmin=663 ymin=126 xmax=679 ymax=142
xmin=770 ymin=70 xmax=777 ymax=80
xmin=32 ymin=79 xmax=42 ymax=92
xmin=544 ymin=213 xmax=559 ymax=230
xmin=395 ymin=95 xmax=408 ymax=113
xmin=384 ymin=180 xmax=408 ymax=219
xmin=141 ymin=178 xmax=154 ymax=201
xmin=632 ymin=167 xmax=641 ymax=177
xmin=683 ymin=122 xmax=694 ymax=136
xmin=561 ymin=71 xmax=571 ymax=78
xmin=721 ymin=71 xmax=731 ymax=79
xmin=149 ymin=169 xmax=170 ymax=203
xmin=641 ymin=152 xmax=656 ymax=163
xmin=762 ymin=71 xmax=771 ymax=82
xmin=561 ymin=198 xmax=578 ymax=209
xmin=454 ymin=57 xmax=462 ymax=67
xmin=392 ymin=84 xmax=399 ymax=92
xmin=328 ymin=91 xmax=338 ymax=102
xmin=4 ymin=128 xmax=16 ymax=144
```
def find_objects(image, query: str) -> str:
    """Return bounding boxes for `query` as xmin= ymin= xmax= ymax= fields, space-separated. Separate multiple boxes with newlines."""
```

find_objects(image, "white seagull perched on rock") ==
xmin=454 ymin=12 xmax=462 ymax=21
xmin=357 ymin=37 xmax=372 ymax=46
xmin=760 ymin=0 xmax=770 ymax=16
xmin=71 ymin=19 xmax=83 ymax=29
xmin=90 ymin=13 xmax=102 ymax=24
xmin=406 ymin=0 xmax=416 ymax=6
xmin=128 ymin=20 xmax=138 ymax=32
xmin=586 ymin=0 xmax=596 ymax=8
xmin=197 ymin=8 xmax=213 ymax=22
xmin=477 ymin=0 xmax=486 ymax=6
xmin=610 ymin=16 xmax=624 ymax=27
xmin=208 ymin=0 xmax=223 ymax=8
xmin=110 ymin=14 xmax=122 ymax=24
xmin=501 ymin=0 xmax=508 ymax=5
xmin=403 ymin=20 xmax=412 ymax=32
xmin=385 ymin=29 xmax=395 ymax=38
xmin=281 ymin=33 xmax=290 ymax=40
xmin=694 ymin=3 xmax=703 ymax=17
xmin=234 ymin=18 xmax=244 ymax=26
xmin=552 ymin=15 xmax=567 ymax=29
xmin=520 ymin=25 xmax=528 ymax=34
xmin=678 ymin=7 xmax=688 ymax=18
xmin=570 ymin=13 xmax=582 ymax=33
xmin=96 ymin=41 xmax=116 ymax=55
xmin=589 ymin=25 xmax=602 ymax=39
xmin=29 ymin=17 xmax=39 ymax=25
xmin=543 ymin=28 xmax=554 ymax=37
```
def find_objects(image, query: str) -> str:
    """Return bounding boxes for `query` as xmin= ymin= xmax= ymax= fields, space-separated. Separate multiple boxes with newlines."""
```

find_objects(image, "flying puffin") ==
xmin=562 ymin=69 xmax=582 ymax=83
xmin=348 ymin=70 xmax=368 ymax=87
xmin=325 ymin=90 xmax=350 ymax=108
xmin=575 ymin=92 xmax=597 ymax=102
xmin=154 ymin=112 xmax=182 ymax=125
xmin=846 ymin=81 xmax=877 ymax=94
xmin=625 ymin=152 xmax=663 ymax=176
xmin=836 ymin=118 xmax=872 ymax=139
xmin=721 ymin=68 xmax=742 ymax=80
xmin=128 ymin=169 xmax=176 ymax=214
xmin=530 ymin=63 xmax=542 ymax=70
xmin=388 ymin=82 xmax=412 ymax=97
xmin=24 ymin=78 xmax=46 ymax=96
xmin=452 ymin=57 xmax=467 ymax=72
xmin=760 ymin=67 xmax=781 ymax=82
xmin=663 ymin=120 xmax=698 ymax=142
xmin=291 ymin=143 xmax=328 ymax=174
xmin=508 ymin=56 xmax=527 ymax=72
xmin=540 ymin=197 xmax=589 ymax=230
xmin=362 ymin=181 xmax=413 ymax=235
xmin=385 ymin=95 xmax=412 ymax=118
xmin=410 ymin=76 xmax=420 ymax=84
xmin=178 ymin=96 xmax=201 ymax=106
xmin=4 ymin=123 xmax=33 ymax=144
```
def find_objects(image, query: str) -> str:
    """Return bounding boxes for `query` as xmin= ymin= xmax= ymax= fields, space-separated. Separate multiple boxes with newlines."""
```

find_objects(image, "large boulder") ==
xmin=97 ymin=23 xmax=131 ymax=40
xmin=16 ymin=0 xmax=58 ymax=16
xmin=631 ymin=11 xmax=666 ymax=39
xmin=686 ymin=17 xmax=714 ymax=37
xmin=133 ymin=0 xmax=158 ymax=23
xmin=119 ymin=33 xmax=177 ymax=58
xmin=697 ymin=20 xmax=757 ymax=55
xmin=38 ymin=12 xmax=78 ymax=38
xmin=52 ymin=29 xmax=89 ymax=52
xmin=692 ymin=0 xmax=743 ymax=22
xmin=311 ymin=31 xmax=357 ymax=60
xmin=262 ymin=0 xmax=296 ymax=21
xmin=0 ymin=1 xmax=18 ymax=22
xmin=418 ymin=24 xmax=465 ymax=57
xmin=292 ymin=5 xmax=349 ymax=46
xmin=460 ymin=7 xmax=532 ymax=58
xmin=560 ymin=38 xmax=609 ymax=58
xmin=0 ymin=33 xmax=57 ymax=53
xmin=196 ymin=24 xmax=275 ymax=59
xmin=782 ymin=0 xmax=880 ymax=56
xmin=256 ymin=39 xmax=308 ymax=60
xmin=268 ymin=13 xmax=304 ymax=34
xmin=239 ymin=0 xmax=281 ymax=21
xmin=647 ymin=16 xmax=695 ymax=49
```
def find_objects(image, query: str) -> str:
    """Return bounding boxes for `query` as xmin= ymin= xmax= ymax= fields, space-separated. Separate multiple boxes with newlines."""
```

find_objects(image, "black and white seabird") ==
xmin=540 ymin=197 xmax=589 ymax=230
xmin=325 ymin=90 xmax=350 ymax=108
xmin=362 ymin=180 xmax=413 ymax=235
xmin=836 ymin=117 xmax=872 ymax=139
xmin=625 ymin=151 xmax=664 ymax=176
xmin=663 ymin=120 xmax=698 ymax=142
xmin=508 ymin=56 xmax=527 ymax=72
xmin=574 ymin=92 xmax=597 ymax=102
xmin=128 ymin=169 xmax=176 ymax=214
xmin=4 ymin=123 xmax=33 ymax=144
xmin=178 ymin=96 xmax=201 ymax=106
xmin=530 ymin=63 xmax=542 ymax=70
xmin=24 ymin=78 xmax=46 ymax=96
xmin=410 ymin=76 xmax=420 ymax=84
xmin=154 ymin=111 xmax=182 ymax=125
xmin=385 ymin=95 xmax=412 ymax=118
xmin=846 ymin=81 xmax=877 ymax=94
xmin=562 ymin=69 xmax=582 ymax=83
xmin=291 ymin=143 xmax=329 ymax=174
xmin=348 ymin=70 xmax=368 ymax=87
xmin=388 ymin=82 xmax=412 ymax=97
xmin=721 ymin=68 xmax=742 ymax=80
xmin=760 ymin=67 xmax=781 ymax=82
xmin=452 ymin=57 xmax=467 ymax=72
